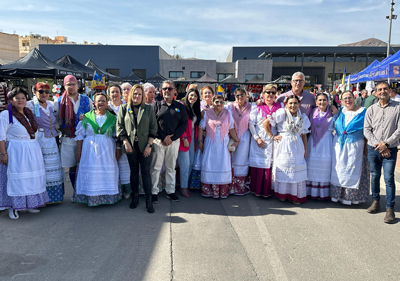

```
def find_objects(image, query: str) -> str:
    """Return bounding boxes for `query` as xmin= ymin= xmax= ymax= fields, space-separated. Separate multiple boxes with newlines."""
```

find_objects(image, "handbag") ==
xmin=228 ymin=138 xmax=236 ymax=152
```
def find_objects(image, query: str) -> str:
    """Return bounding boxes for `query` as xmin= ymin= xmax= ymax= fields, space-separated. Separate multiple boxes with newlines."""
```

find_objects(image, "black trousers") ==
xmin=126 ymin=141 xmax=152 ymax=197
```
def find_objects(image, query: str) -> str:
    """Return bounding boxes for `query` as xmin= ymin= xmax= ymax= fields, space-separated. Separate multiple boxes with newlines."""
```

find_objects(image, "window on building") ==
xmin=106 ymin=68 xmax=120 ymax=76
xmin=217 ymin=73 xmax=234 ymax=81
xmin=245 ymin=74 xmax=264 ymax=82
xmin=190 ymin=71 xmax=205 ymax=78
xmin=169 ymin=71 xmax=184 ymax=78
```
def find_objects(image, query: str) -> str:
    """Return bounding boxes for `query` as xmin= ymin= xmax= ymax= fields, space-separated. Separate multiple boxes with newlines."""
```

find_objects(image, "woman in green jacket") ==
xmin=116 ymin=84 xmax=158 ymax=213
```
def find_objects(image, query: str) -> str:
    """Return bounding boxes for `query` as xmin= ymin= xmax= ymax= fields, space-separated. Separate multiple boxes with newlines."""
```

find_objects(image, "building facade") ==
xmin=227 ymin=46 xmax=400 ymax=89
xmin=19 ymin=34 xmax=54 ymax=57
xmin=0 ymin=32 xmax=19 ymax=64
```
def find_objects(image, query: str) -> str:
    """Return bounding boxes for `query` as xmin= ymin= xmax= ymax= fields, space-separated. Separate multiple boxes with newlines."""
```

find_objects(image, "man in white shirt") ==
xmin=53 ymin=75 xmax=93 ymax=190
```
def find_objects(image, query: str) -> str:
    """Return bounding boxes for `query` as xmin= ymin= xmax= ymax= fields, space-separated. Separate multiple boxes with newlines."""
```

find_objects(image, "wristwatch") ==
xmin=183 ymin=137 xmax=187 ymax=140
xmin=147 ymin=143 xmax=153 ymax=148
xmin=385 ymin=142 xmax=390 ymax=148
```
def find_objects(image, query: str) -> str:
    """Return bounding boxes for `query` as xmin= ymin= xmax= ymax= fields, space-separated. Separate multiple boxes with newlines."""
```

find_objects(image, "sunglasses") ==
xmin=214 ymin=100 xmax=225 ymax=105
xmin=38 ymin=90 xmax=50 ymax=94
xmin=162 ymin=87 xmax=174 ymax=91
xmin=235 ymin=93 xmax=245 ymax=98
xmin=265 ymin=91 xmax=276 ymax=95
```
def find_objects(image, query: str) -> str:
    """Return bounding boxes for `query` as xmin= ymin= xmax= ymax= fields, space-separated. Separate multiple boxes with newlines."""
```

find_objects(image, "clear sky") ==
xmin=0 ymin=0 xmax=398 ymax=61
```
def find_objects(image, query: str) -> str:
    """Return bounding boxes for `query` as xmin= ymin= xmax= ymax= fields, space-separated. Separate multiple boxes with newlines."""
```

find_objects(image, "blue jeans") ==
xmin=177 ymin=133 xmax=195 ymax=188
xmin=367 ymin=146 xmax=397 ymax=209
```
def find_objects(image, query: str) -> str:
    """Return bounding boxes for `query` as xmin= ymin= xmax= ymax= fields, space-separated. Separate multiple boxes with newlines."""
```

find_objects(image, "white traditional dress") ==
xmin=27 ymin=100 xmax=64 ymax=203
xmin=200 ymin=109 xmax=235 ymax=198
xmin=248 ymin=103 xmax=281 ymax=197
xmin=226 ymin=102 xmax=251 ymax=195
xmin=0 ymin=110 xmax=49 ymax=210
xmin=108 ymin=100 xmax=131 ymax=196
xmin=305 ymin=109 xmax=337 ymax=200
xmin=330 ymin=107 xmax=369 ymax=205
xmin=72 ymin=111 xmax=121 ymax=206
xmin=270 ymin=108 xmax=310 ymax=204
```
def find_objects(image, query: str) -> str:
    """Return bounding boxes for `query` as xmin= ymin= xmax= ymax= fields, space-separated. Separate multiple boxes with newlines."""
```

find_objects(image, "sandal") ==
xmin=8 ymin=209 xmax=19 ymax=220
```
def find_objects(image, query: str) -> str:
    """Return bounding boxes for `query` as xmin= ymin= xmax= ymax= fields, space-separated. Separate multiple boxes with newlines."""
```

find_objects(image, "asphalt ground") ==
xmin=0 ymin=173 xmax=399 ymax=281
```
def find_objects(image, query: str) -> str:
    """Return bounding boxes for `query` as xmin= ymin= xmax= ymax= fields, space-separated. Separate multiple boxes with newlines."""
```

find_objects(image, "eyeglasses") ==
xmin=292 ymin=80 xmax=304 ymax=84
xmin=214 ymin=100 xmax=225 ymax=105
xmin=265 ymin=91 xmax=276 ymax=95
xmin=162 ymin=87 xmax=174 ymax=91
xmin=38 ymin=89 xmax=50 ymax=94
xmin=235 ymin=94 xmax=245 ymax=98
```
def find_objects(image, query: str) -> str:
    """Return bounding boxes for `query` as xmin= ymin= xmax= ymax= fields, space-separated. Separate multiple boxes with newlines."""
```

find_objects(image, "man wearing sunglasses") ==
xmin=151 ymin=80 xmax=188 ymax=203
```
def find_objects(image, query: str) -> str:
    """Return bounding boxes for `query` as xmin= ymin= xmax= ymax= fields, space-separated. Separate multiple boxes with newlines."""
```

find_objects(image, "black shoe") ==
xmin=146 ymin=197 xmax=155 ymax=213
xmin=152 ymin=194 xmax=158 ymax=204
xmin=166 ymin=193 xmax=180 ymax=202
xmin=129 ymin=193 xmax=139 ymax=209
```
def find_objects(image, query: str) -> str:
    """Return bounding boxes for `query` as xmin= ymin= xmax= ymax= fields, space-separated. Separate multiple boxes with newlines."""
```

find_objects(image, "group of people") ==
xmin=0 ymin=72 xmax=398 ymax=224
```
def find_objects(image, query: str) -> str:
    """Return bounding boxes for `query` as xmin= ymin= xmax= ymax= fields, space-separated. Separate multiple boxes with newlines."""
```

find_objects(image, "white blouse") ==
xmin=0 ymin=110 xmax=36 ymax=141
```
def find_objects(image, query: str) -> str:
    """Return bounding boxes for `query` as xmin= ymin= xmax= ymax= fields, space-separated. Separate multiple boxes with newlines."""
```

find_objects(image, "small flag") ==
xmin=341 ymin=67 xmax=346 ymax=85
xmin=94 ymin=72 xmax=103 ymax=82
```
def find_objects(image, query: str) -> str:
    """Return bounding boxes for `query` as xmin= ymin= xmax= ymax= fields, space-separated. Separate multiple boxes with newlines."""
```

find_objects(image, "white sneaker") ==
xmin=123 ymin=194 xmax=130 ymax=199
xmin=27 ymin=208 xmax=40 ymax=213
xmin=8 ymin=209 xmax=19 ymax=220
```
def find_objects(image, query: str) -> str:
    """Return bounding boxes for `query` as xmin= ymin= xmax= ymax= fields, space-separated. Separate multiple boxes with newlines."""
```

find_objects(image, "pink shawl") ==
xmin=231 ymin=101 xmax=251 ymax=139
xmin=206 ymin=108 xmax=230 ymax=144
xmin=258 ymin=102 xmax=281 ymax=118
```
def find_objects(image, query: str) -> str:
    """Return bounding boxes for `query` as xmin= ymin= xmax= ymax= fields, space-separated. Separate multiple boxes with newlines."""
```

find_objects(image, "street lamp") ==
xmin=386 ymin=0 xmax=397 ymax=58
xmin=173 ymin=46 xmax=177 ymax=57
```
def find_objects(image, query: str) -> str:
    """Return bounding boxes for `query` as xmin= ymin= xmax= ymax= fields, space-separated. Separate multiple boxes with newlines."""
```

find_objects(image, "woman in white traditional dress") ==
xmin=330 ymin=91 xmax=369 ymax=205
xmin=305 ymin=93 xmax=337 ymax=200
xmin=107 ymin=83 xmax=131 ymax=199
xmin=248 ymin=84 xmax=281 ymax=197
xmin=0 ymin=87 xmax=49 ymax=219
xmin=188 ymin=85 xmax=214 ymax=189
xmin=226 ymin=88 xmax=251 ymax=195
xmin=264 ymin=95 xmax=310 ymax=204
xmin=26 ymin=82 xmax=65 ymax=204
xmin=72 ymin=92 xmax=121 ymax=206
xmin=198 ymin=95 xmax=240 ymax=198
